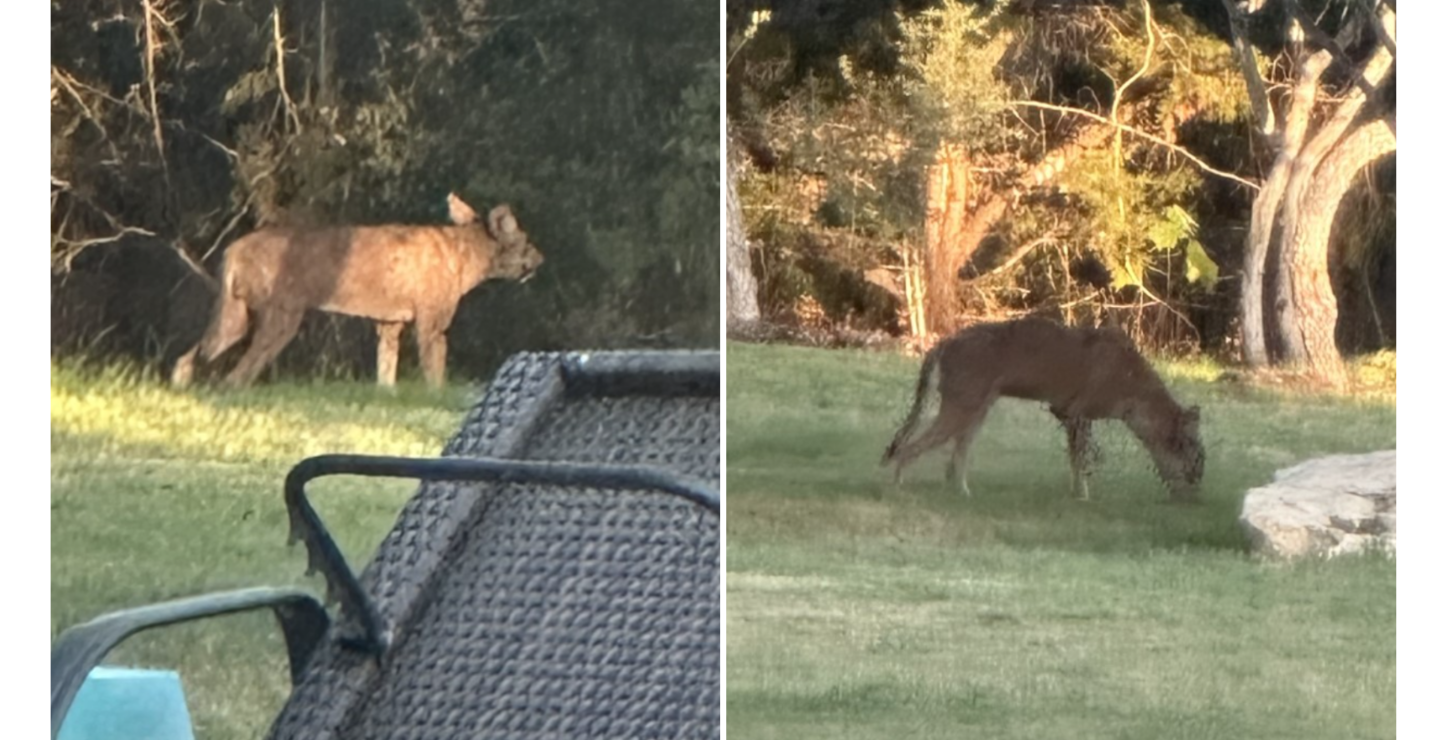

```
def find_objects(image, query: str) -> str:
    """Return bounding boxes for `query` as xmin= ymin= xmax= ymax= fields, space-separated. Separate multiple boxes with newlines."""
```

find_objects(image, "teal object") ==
xmin=55 ymin=667 xmax=195 ymax=740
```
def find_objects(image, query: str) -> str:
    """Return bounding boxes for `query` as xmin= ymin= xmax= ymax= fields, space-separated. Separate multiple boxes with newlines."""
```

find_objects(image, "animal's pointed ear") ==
xmin=488 ymin=204 xmax=518 ymax=235
xmin=448 ymin=193 xmax=479 ymax=225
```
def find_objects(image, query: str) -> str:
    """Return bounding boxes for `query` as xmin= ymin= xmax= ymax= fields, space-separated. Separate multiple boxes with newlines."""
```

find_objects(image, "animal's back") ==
xmin=224 ymin=224 xmax=485 ymax=322
xmin=939 ymin=318 xmax=1159 ymax=418
xmin=324 ymin=225 xmax=491 ymax=321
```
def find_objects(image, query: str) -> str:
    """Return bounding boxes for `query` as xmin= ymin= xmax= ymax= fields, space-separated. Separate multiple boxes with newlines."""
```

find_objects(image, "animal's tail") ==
xmin=197 ymin=259 xmax=249 ymax=361
xmin=881 ymin=347 xmax=941 ymax=465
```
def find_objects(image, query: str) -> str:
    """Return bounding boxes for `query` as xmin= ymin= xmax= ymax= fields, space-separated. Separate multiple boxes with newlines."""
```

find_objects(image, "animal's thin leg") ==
xmin=892 ymin=396 xmax=990 ymax=490
xmin=889 ymin=417 xmax=961 ymax=484
xmin=1054 ymin=410 xmax=1097 ymax=500
xmin=224 ymin=309 xmax=303 ymax=387
xmin=945 ymin=433 xmax=973 ymax=497
xmin=420 ymin=332 xmax=447 ymax=388
xmin=375 ymin=321 xmax=404 ymax=387
xmin=170 ymin=345 xmax=199 ymax=387
xmin=944 ymin=402 xmax=990 ymax=497
xmin=415 ymin=310 xmax=456 ymax=388
xmin=198 ymin=295 xmax=250 ymax=361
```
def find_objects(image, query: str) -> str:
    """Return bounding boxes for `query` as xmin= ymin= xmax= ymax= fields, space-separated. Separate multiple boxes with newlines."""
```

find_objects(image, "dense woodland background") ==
xmin=726 ymin=0 xmax=1395 ymax=385
xmin=52 ymin=0 xmax=720 ymax=382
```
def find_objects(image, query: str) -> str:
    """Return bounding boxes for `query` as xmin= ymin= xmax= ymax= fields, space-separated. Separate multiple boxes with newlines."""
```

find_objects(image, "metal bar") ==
xmin=284 ymin=455 xmax=720 ymax=659
xmin=50 ymin=587 xmax=328 ymax=740
xmin=559 ymin=351 xmax=720 ymax=397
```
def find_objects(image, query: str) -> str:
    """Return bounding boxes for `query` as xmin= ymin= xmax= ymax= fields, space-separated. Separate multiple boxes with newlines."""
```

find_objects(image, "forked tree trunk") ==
xmin=1238 ymin=50 xmax=1329 ymax=366
xmin=1271 ymin=4 xmax=1396 ymax=370
xmin=726 ymin=145 xmax=760 ymax=327
xmin=1231 ymin=1 xmax=1395 ymax=371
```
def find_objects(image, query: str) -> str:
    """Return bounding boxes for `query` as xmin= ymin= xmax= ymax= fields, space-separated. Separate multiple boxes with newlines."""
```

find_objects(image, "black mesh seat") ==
xmin=52 ymin=350 xmax=720 ymax=740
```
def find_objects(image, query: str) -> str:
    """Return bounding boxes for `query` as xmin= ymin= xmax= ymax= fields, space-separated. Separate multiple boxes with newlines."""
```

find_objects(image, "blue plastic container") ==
xmin=56 ymin=666 xmax=196 ymax=740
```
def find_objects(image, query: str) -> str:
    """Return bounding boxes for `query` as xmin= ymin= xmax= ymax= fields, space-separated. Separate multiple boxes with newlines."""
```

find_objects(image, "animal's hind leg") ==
xmin=199 ymin=295 xmax=250 ymax=362
xmin=415 ymin=308 xmax=457 ymax=388
xmin=1053 ymin=410 xmax=1099 ymax=500
xmin=891 ymin=395 xmax=992 ymax=489
xmin=224 ymin=308 xmax=304 ymax=387
xmin=170 ymin=345 xmax=199 ymax=387
xmin=943 ymin=414 xmax=986 ymax=497
xmin=888 ymin=419 xmax=956 ymax=485
xmin=942 ymin=400 xmax=991 ymax=496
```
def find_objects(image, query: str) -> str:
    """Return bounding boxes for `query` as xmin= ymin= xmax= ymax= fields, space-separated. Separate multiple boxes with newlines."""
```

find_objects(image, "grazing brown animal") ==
xmin=881 ymin=317 xmax=1204 ymax=501
xmin=171 ymin=193 xmax=544 ymax=388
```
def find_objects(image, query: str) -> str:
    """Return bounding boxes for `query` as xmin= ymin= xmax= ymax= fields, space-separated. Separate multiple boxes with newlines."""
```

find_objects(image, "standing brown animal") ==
xmin=881 ymin=317 xmax=1204 ymax=501
xmin=172 ymin=193 xmax=544 ymax=388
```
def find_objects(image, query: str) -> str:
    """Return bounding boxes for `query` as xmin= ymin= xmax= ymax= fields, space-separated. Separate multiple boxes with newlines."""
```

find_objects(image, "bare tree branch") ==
xmin=53 ymin=225 xmax=158 ymax=271
xmin=273 ymin=5 xmax=303 ymax=134
xmin=1367 ymin=0 xmax=1396 ymax=56
xmin=1108 ymin=0 xmax=1157 ymax=227
xmin=1288 ymin=1 xmax=1379 ymax=98
xmin=990 ymin=236 xmax=1058 ymax=276
xmin=201 ymin=189 xmax=258 ymax=264
xmin=140 ymin=0 xmax=170 ymax=165
xmin=1010 ymin=100 xmax=1260 ymax=190
xmin=1219 ymin=0 xmax=1276 ymax=140
xmin=1112 ymin=0 xmax=1156 ymax=117
xmin=169 ymin=240 xmax=221 ymax=291
xmin=50 ymin=67 xmax=122 ymax=161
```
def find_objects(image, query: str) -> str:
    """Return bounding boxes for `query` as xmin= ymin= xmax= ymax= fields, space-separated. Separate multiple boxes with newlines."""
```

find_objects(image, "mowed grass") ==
xmin=725 ymin=342 xmax=1396 ymax=740
xmin=51 ymin=361 xmax=475 ymax=740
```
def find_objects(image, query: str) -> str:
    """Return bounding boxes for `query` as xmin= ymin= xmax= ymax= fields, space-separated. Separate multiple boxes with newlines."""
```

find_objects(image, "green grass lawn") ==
xmin=725 ymin=342 xmax=1396 ymax=740
xmin=51 ymin=362 xmax=475 ymax=740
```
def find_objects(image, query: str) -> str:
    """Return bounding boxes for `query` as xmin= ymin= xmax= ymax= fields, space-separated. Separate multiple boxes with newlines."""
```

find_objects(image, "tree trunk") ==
xmin=1274 ymin=116 xmax=1395 ymax=385
xmin=922 ymin=144 xmax=967 ymax=336
xmin=1238 ymin=43 xmax=1330 ymax=366
xmin=1271 ymin=5 xmax=1396 ymax=366
xmin=726 ymin=145 xmax=760 ymax=327
xmin=318 ymin=0 xmax=336 ymax=107
xmin=1234 ymin=1 xmax=1395 ymax=369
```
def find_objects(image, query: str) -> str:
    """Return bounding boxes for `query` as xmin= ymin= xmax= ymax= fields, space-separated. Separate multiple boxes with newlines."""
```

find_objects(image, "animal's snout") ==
xmin=515 ymin=247 xmax=544 ymax=283
xmin=522 ymin=258 xmax=543 ymax=282
xmin=1188 ymin=447 xmax=1206 ymax=484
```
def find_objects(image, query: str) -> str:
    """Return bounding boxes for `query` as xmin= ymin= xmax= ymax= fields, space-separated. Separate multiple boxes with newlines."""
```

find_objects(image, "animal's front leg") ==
xmin=415 ymin=308 xmax=457 ymax=388
xmin=1055 ymin=411 xmax=1097 ymax=500
xmin=417 ymin=331 xmax=448 ymax=388
xmin=1071 ymin=460 xmax=1090 ymax=501
xmin=375 ymin=321 xmax=403 ymax=387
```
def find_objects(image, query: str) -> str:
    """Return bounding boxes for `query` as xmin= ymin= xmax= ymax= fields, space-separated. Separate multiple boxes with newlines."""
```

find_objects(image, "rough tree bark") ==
xmin=921 ymin=143 xmax=966 ymax=337
xmin=1227 ymin=0 xmax=1395 ymax=377
xmin=726 ymin=141 xmax=761 ymax=328
xmin=1272 ymin=5 xmax=1396 ymax=370
xmin=1235 ymin=44 xmax=1327 ymax=366
xmin=1277 ymin=115 xmax=1395 ymax=381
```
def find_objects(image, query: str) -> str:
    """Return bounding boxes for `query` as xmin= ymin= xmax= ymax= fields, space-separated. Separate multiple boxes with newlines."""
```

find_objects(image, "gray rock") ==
xmin=1238 ymin=450 xmax=1396 ymax=559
